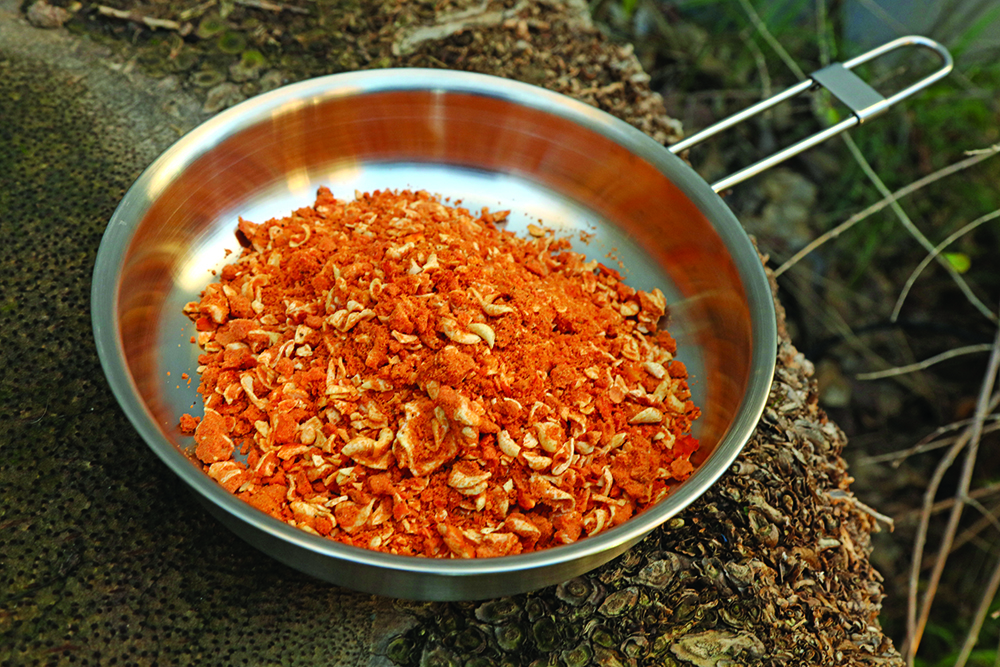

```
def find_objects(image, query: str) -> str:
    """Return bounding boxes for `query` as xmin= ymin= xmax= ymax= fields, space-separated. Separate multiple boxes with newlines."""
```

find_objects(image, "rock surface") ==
xmin=0 ymin=1 xmax=900 ymax=664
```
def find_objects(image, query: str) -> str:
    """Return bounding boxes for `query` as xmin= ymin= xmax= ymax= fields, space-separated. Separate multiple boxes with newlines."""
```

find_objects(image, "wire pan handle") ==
xmin=668 ymin=35 xmax=954 ymax=193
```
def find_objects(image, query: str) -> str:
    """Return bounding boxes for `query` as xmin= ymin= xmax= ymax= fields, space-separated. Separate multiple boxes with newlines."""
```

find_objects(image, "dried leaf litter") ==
xmin=181 ymin=188 xmax=700 ymax=558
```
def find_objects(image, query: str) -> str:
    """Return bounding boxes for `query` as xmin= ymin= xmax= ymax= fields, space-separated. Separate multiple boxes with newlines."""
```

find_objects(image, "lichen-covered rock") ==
xmin=671 ymin=629 xmax=767 ymax=666
xmin=25 ymin=0 xmax=69 ymax=28
xmin=202 ymin=81 xmax=244 ymax=113
xmin=1 ymin=0 xmax=898 ymax=665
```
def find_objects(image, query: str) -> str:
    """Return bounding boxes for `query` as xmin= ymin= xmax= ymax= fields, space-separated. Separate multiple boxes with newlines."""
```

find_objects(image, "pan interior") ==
xmin=100 ymin=74 xmax=767 ymax=597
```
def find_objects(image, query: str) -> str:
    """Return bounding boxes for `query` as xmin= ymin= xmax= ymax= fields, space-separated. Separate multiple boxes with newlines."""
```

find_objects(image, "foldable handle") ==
xmin=668 ymin=35 xmax=954 ymax=193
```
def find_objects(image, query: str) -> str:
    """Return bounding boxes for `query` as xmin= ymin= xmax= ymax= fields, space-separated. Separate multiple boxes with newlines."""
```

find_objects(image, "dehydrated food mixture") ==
xmin=181 ymin=188 xmax=700 ymax=558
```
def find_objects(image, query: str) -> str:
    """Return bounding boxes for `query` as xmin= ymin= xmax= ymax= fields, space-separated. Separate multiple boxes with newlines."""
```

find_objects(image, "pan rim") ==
xmin=91 ymin=67 xmax=777 ymax=589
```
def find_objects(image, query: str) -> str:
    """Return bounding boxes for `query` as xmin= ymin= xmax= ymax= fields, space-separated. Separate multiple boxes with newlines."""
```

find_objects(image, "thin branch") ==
xmin=914 ymin=501 xmax=1000 ymax=574
xmin=895 ymin=480 xmax=1000 ymax=523
xmin=842 ymin=135 xmax=997 ymax=324
xmin=862 ymin=418 xmax=1000 ymax=466
xmin=967 ymin=496 xmax=1000 ymax=537
xmin=827 ymin=489 xmax=895 ymax=530
xmin=968 ymin=144 xmax=1000 ymax=156
xmin=177 ymin=0 xmax=217 ymax=21
xmin=892 ymin=207 xmax=1000 ymax=321
xmin=906 ymin=302 xmax=1000 ymax=663
xmin=954 ymin=553 xmax=1000 ymax=667
xmin=736 ymin=0 xmax=806 ymax=79
xmin=774 ymin=144 xmax=1000 ymax=278
xmin=96 ymin=4 xmax=183 ymax=30
xmin=905 ymin=429 xmax=970 ymax=664
xmin=740 ymin=29 xmax=773 ymax=102
xmin=840 ymin=0 xmax=989 ymax=93
xmin=814 ymin=0 xmax=833 ymax=67
xmin=855 ymin=344 xmax=994 ymax=381
xmin=886 ymin=391 xmax=1000 ymax=465
xmin=854 ymin=0 xmax=912 ymax=34
xmin=944 ymin=504 xmax=1000 ymax=564
xmin=234 ymin=0 xmax=310 ymax=14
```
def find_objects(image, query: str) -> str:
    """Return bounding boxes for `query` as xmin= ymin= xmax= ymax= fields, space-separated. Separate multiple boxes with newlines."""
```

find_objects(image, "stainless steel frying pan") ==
xmin=92 ymin=36 xmax=951 ymax=600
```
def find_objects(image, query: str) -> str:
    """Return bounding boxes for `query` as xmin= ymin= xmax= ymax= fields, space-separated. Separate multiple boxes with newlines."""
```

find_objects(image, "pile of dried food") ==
xmin=181 ymin=188 xmax=700 ymax=558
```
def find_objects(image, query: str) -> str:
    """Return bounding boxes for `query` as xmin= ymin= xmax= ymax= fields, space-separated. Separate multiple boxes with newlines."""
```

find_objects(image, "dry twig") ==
xmin=933 ymin=501 xmax=1000 ymax=566
xmin=966 ymin=496 xmax=1000 ymax=536
xmin=842 ymin=135 xmax=997 ymax=324
xmin=736 ymin=0 xmax=806 ymax=79
xmin=854 ymin=0 xmax=911 ymax=34
xmin=827 ymin=488 xmax=895 ymax=530
xmin=739 ymin=28 xmax=773 ymax=102
xmin=177 ymin=0 xmax=217 ymax=21
xmin=814 ymin=0 xmax=834 ymax=67
xmin=894 ymin=480 xmax=1000 ymax=523
xmin=902 ymin=501 xmax=1000 ymax=576
xmin=233 ymin=0 xmax=309 ymax=14
xmin=905 ymin=431 xmax=970 ymax=662
xmin=905 ymin=304 xmax=1000 ymax=664
xmin=775 ymin=144 xmax=1000 ymax=278
xmin=96 ymin=4 xmax=183 ymax=30
xmin=892 ymin=206 xmax=1000 ymax=321
xmin=862 ymin=417 xmax=1000 ymax=466
xmin=855 ymin=343 xmax=994 ymax=381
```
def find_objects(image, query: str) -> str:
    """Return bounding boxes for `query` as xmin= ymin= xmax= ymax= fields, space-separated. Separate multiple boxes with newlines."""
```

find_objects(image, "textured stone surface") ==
xmin=0 ymin=1 xmax=899 ymax=665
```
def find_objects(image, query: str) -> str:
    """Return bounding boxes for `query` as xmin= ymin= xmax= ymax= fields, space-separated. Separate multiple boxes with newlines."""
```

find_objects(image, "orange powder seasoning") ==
xmin=180 ymin=188 xmax=700 ymax=558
